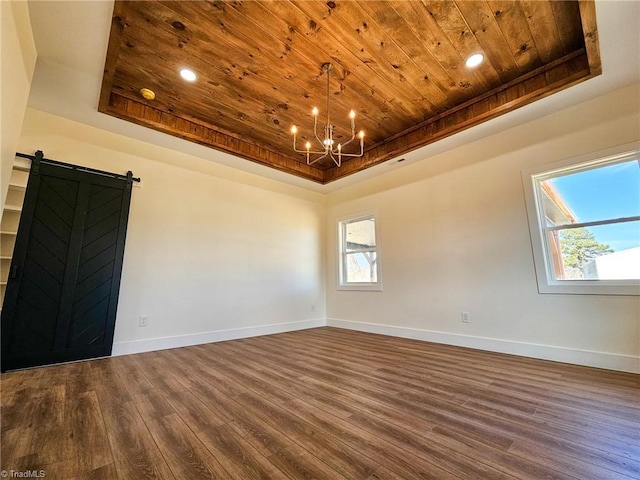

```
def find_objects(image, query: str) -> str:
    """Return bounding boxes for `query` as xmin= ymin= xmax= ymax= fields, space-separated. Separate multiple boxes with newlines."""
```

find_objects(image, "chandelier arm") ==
xmin=313 ymin=120 xmax=327 ymax=149
xmin=292 ymin=142 xmax=309 ymax=154
xmin=330 ymin=150 xmax=341 ymax=167
xmin=306 ymin=148 xmax=344 ymax=167
xmin=307 ymin=151 xmax=329 ymax=165
xmin=333 ymin=120 xmax=356 ymax=149
xmin=332 ymin=143 xmax=364 ymax=158
xmin=335 ymin=151 xmax=363 ymax=158
xmin=293 ymin=133 xmax=326 ymax=155
xmin=338 ymin=132 xmax=357 ymax=150
xmin=292 ymin=134 xmax=307 ymax=153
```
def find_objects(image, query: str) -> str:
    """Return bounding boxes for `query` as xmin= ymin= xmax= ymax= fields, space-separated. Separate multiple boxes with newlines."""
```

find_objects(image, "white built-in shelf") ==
xmin=1 ymin=161 xmax=27 ymax=307
xmin=13 ymin=157 xmax=30 ymax=172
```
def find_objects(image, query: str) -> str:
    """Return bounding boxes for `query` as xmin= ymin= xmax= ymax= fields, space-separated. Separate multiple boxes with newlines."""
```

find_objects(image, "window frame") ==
xmin=337 ymin=212 xmax=383 ymax=291
xmin=522 ymin=143 xmax=640 ymax=296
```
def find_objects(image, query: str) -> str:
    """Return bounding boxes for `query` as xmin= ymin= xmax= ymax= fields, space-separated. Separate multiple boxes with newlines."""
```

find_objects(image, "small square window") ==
xmin=338 ymin=214 xmax=382 ymax=291
xmin=523 ymin=144 xmax=640 ymax=295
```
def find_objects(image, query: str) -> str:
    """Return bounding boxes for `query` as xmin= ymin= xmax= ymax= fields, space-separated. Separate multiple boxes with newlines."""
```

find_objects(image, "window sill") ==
xmin=338 ymin=282 xmax=383 ymax=292
xmin=537 ymin=280 xmax=639 ymax=296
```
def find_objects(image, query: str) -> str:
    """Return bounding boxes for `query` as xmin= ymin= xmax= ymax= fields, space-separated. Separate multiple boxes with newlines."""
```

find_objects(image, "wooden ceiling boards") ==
xmin=99 ymin=0 xmax=601 ymax=184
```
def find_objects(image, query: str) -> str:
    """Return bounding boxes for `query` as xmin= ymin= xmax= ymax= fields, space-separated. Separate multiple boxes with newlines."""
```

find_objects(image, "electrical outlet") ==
xmin=461 ymin=311 xmax=470 ymax=324
xmin=139 ymin=315 xmax=149 ymax=327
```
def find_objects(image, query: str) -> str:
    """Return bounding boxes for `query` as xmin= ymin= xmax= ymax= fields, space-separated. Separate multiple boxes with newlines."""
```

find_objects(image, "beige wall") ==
xmin=19 ymin=109 xmax=326 ymax=353
xmin=1 ymin=0 xmax=37 ymax=211
xmin=326 ymin=84 xmax=640 ymax=372
xmin=8 ymin=4 xmax=639 ymax=370
xmin=14 ymin=85 xmax=640 ymax=371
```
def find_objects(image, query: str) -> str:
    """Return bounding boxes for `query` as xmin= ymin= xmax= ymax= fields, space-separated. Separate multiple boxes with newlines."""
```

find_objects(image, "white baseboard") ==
xmin=112 ymin=317 xmax=639 ymax=374
xmin=112 ymin=319 xmax=325 ymax=356
xmin=327 ymin=318 xmax=640 ymax=374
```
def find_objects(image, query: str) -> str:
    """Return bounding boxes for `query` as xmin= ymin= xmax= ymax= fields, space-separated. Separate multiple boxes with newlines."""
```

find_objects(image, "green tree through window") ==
xmin=560 ymin=227 xmax=614 ymax=269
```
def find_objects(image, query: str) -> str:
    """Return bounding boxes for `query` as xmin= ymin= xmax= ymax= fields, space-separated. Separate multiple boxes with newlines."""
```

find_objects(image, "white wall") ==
xmin=19 ymin=108 xmax=326 ymax=354
xmin=1 ymin=0 xmax=37 ymax=211
xmin=326 ymin=84 xmax=640 ymax=373
xmin=15 ymin=86 xmax=640 ymax=372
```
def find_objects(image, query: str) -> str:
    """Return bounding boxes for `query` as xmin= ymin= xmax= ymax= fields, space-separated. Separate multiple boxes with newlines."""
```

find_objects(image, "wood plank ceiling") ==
xmin=99 ymin=1 xmax=601 ymax=184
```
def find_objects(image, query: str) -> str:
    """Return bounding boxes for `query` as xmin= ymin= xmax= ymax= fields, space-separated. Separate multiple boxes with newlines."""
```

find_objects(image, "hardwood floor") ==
xmin=1 ymin=327 xmax=638 ymax=479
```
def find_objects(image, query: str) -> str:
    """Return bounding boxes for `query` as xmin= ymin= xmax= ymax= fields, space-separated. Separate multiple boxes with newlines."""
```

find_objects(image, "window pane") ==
xmin=541 ymin=159 xmax=640 ymax=226
xmin=552 ymin=222 xmax=640 ymax=280
xmin=345 ymin=218 xmax=376 ymax=252
xmin=345 ymin=252 xmax=377 ymax=283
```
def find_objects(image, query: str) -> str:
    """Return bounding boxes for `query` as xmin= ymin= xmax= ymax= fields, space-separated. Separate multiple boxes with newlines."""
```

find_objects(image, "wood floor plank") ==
xmin=293 ymin=373 xmax=441 ymax=437
xmin=64 ymin=359 xmax=95 ymax=399
xmin=61 ymin=390 xmax=112 ymax=472
xmin=164 ymin=347 xmax=250 ymax=397
xmin=508 ymin=438 xmax=639 ymax=480
xmin=69 ymin=463 xmax=119 ymax=480
xmin=225 ymin=354 xmax=357 ymax=419
xmin=144 ymin=413 xmax=230 ymax=479
xmin=112 ymin=354 xmax=155 ymax=396
xmin=28 ymin=384 xmax=67 ymax=465
xmin=89 ymin=358 xmax=132 ymax=410
xmin=267 ymin=442 xmax=346 ymax=480
xmin=448 ymin=393 xmax=640 ymax=467
xmin=0 ymin=427 xmax=34 ymax=463
xmin=1 ymin=327 xmax=638 ymax=480
xmin=227 ymin=415 xmax=295 ymax=457
xmin=365 ymin=466 xmax=413 ymax=480
xmin=1 ymin=369 xmax=45 ymax=402
xmin=237 ymin=390 xmax=382 ymax=479
xmin=1 ymin=387 xmax=38 ymax=431
xmin=5 ymin=457 xmax=116 ymax=480
xmin=342 ymin=411 xmax=518 ymax=480
xmin=98 ymin=399 xmax=175 ymax=480
xmin=533 ymin=404 xmax=640 ymax=445
xmin=282 ymin=396 xmax=462 ymax=480
xmin=132 ymin=389 xmax=177 ymax=422
xmin=194 ymin=423 xmax=290 ymax=479
xmin=161 ymin=388 xmax=227 ymax=433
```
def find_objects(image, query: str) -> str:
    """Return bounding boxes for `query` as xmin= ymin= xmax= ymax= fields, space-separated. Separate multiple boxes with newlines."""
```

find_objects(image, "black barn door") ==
xmin=1 ymin=158 xmax=133 ymax=371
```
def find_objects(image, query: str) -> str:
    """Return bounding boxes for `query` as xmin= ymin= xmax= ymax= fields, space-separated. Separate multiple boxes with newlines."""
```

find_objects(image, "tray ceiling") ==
xmin=99 ymin=0 xmax=601 ymax=184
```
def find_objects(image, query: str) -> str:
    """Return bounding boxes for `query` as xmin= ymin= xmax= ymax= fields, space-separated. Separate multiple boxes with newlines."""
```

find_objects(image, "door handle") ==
xmin=9 ymin=264 xmax=19 ymax=279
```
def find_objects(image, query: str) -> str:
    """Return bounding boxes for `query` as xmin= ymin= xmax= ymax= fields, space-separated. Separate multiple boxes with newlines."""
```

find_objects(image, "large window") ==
xmin=338 ymin=214 xmax=382 ymax=291
xmin=523 ymin=144 xmax=640 ymax=295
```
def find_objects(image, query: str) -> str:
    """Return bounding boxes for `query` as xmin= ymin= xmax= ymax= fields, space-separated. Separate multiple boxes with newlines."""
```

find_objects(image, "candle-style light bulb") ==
xmin=358 ymin=130 xmax=365 ymax=139
xmin=349 ymin=110 xmax=356 ymax=119
xmin=312 ymin=107 xmax=318 ymax=117
xmin=291 ymin=125 xmax=297 ymax=134
xmin=305 ymin=141 xmax=311 ymax=150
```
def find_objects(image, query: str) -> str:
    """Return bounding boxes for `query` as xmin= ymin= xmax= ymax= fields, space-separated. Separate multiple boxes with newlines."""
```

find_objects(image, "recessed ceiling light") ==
xmin=139 ymin=88 xmax=155 ymax=100
xmin=465 ymin=53 xmax=484 ymax=68
xmin=180 ymin=68 xmax=197 ymax=82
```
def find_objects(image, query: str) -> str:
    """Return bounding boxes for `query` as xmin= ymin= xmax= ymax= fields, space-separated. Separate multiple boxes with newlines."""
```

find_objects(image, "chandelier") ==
xmin=291 ymin=63 xmax=364 ymax=167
